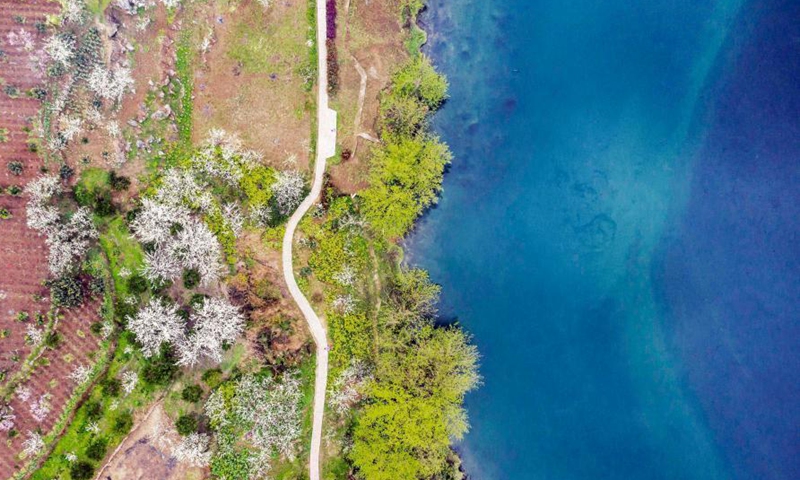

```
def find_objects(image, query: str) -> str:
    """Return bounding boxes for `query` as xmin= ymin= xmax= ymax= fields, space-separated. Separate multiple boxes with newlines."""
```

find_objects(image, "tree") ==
xmin=351 ymin=326 xmax=479 ymax=480
xmin=127 ymin=300 xmax=184 ymax=358
xmin=176 ymin=298 xmax=244 ymax=367
xmin=272 ymin=170 xmax=305 ymax=216
xmin=361 ymin=136 xmax=451 ymax=239
xmin=390 ymin=55 xmax=448 ymax=110
xmin=175 ymin=414 xmax=199 ymax=436
xmin=69 ymin=460 xmax=95 ymax=480
xmin=182 ymin=384 xmax=203 ymax=403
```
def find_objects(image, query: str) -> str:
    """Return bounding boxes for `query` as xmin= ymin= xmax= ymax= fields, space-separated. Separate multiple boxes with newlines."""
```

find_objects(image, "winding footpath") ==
xmin=281 ymin=0 xmax=337 ymax=477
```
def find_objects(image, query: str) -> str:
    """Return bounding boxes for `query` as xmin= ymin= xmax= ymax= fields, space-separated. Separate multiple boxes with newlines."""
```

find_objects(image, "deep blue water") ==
xmin=407 ymin=1 xmax=800 ymax=479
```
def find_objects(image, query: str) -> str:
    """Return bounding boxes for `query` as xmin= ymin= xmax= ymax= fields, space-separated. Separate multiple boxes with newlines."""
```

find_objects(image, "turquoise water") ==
xmin=408 ymin=0 xmax=800 ymax=478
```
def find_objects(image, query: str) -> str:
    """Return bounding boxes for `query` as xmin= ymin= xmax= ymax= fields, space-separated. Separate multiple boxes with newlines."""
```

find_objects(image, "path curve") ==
xmin=281 ymin=0 xmax=337 ymax=477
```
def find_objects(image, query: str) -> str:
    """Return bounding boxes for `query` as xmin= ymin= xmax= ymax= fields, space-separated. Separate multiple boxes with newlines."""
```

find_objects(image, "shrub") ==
xmin=175 ymin=414 xmax=198 ymax=436
xmin=113 ymin=411 xmax=134 ymax=433
xmin=182 ymin=269 xmax=200 ymax=289
xmin=7 ymin=161 xmax=23 ymax=176
xmin=181 ymin=384 xmax=203 ymax=403
xmin=189 ymin=293 xmax=207 ymax=309
xmin=59 ymin=164 xmax=75 ymax=180
xmin=89 ymin=276 xmax=105 ymax=296
xmin=102 ymin=378 xmax=121 ymax=397
xmin=8 ymin=185 xmax=22 ymax=196
xmin=70 ymin=460 xmax=95 ymax=480
xmin=85 ymin=401 xmax=103 ymax=420
xmin=127 ymin=275 xmax=148 ymax=295
xmin=201 ymin=368 xmax=223 ymax=389
xmin=48 ymin=276 xmax=84 ymax=308
xmin=93 ymin=191 xmax=115 ymax=216
xmin=0 ymin=207 xmax=11 ymax=220
xmin=90 ymin=322 xmax=103 ymax=335
xmin=109 ymin=171 xmax=130 ymax=191
xmin=85 ymin=437 xmax=108 ymax=461
xmin=141 ymin=348 xmax=178 ymax=387
xmin=44 ymin=331 xmax=61 ymax=348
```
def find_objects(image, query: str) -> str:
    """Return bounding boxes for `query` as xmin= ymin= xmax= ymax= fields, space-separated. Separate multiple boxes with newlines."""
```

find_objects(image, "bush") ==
xmin=93 ymin=191 xmax=115 ymax=216
xmin=175 ymin=414 xmax=198 ymax=436
xmin=181 ymin=384 xmax=203 ymax=403
xmin=127 ymin=275 xmax=148 ymax=295
xmin=70 ymin=460 xmax=95 ymax=480
xmin=113 ymin=411 xmax=134 ymax=433
xmin=44 ymin=331 xmax=61 ymax=348
xmin=59 ymin=164 xmax=75 ymax=180
xmin=6 ymin=161 xmax=23 ymax=176
xmin=189 ymin=293 xmax=207 ymax=309
xmin=102 ymin=378 xmax=121 ymax=397
xmin=48 ymin=276 xmax=85 ymax=308
xmin=141 ymin=348 xmax=178 ymax=387
xmin=89 ymin=276 xmax=105 ymax=296
xmin=182 ymin=269 xmax=200 ymax=289
xmin=0 ymin=207 xmax=11 ymax=220
xmin=201 ymin=368 xmax=223 ymax=389
xmin=85 ymin=400 xmax=103 ymax=420
xmin=109 ymin=171 xmax=131 ymax=191
xmin=85 ymin=437 xmax=108 ymax=461
xmin=8 ymin=185 xmax=22 ymax=196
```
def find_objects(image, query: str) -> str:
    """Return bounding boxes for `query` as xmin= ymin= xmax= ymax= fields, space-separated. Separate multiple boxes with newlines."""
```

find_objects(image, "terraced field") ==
xmin=0 ymin=2 xmax=104 ymax=477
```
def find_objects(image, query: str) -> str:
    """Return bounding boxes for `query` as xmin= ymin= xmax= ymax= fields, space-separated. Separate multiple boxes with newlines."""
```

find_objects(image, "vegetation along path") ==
xmin=280 ymin=0 xmax=337 ymax=477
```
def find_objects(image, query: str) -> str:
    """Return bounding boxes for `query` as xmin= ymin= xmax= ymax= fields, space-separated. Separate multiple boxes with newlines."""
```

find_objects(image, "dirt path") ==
xmin=280 ymin=0 xmax=337 ymax=478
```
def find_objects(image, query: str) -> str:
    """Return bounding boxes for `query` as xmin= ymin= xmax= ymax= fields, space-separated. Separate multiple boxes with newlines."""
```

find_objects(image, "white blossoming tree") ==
xmin=88 ymin=65 xmax=134 ymax=103
xmin=127 ymin=300 xmax=184 ymax=358
xmin=21 ymin=431 xmax=44 ymax=459
xmin=177 ymin=298 xmax=244 ymax=367
xmin=272 ymin=170 xmax=305 ymax=216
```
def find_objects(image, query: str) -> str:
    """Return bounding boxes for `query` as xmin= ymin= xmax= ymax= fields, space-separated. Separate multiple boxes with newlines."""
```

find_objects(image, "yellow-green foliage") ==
xmin=239 ymin=164 xmax=276 ymax=207
xmin=361 ymin=135 xmax=451 ymax=239
xmin=327 ymin=310 xmax=373 ymax=362
xmin=204 ymin=202 xmax=238 ymax=264
xmin=390 ymin=55 xmax=448 ymax=110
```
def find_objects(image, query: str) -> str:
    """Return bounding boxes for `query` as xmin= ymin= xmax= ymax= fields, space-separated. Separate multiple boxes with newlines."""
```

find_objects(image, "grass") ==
xmin=97 ymin=217 xmax=144 ymax=298
xmin=228 ymin=3 xmax=309 ymax=75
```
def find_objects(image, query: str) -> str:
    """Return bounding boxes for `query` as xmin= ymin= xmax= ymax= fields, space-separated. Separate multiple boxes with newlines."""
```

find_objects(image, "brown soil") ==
xmin=327 ymin=0 xmax=409 ymax=193
xmin=193 ymin=0 xmax=314 ymax=171
xmin=97 ymin=401 xmax=208 ymax=480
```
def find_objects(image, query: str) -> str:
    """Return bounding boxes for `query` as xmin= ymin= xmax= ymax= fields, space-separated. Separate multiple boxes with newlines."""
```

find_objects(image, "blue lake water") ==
xmin=407 ymin=1 xmax=800 ymax=479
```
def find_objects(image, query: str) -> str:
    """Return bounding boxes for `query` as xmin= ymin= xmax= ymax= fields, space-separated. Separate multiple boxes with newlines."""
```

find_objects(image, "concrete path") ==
xmin=281 ymin=0 xmax=337 ymax=478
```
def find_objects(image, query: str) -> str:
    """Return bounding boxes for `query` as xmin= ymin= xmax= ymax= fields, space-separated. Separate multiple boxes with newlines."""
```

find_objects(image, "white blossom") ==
xmin=176 ymin=298 xmax=244 ymax=367
xmin=121 ymin=371 xmax=139 ymax=395
xmin=60 ymin=0 xmax=86 ymax=24
xmin=30 ymin=394 xmax=52 ymax=422
xmin=69 ymin=364 xmax=92 ymax=384
xmin=88 ymin=65 xmax=134 ymax=103
xmin=0 ymin=405 xmax=15 ymax=432
xmin=130 ymin=199 xmax=191 ymax=246
xmin=65 ymin=451 xmax=78 ymax=462
xmin=332 ymin=294 xmax=356 ymax=315
xmin=232 ymin=373 xmax=303 ymax=459
xmin=222 ymin=203 xmax=244 ymax=237
xmin=58 ymin=114 xmax=83 ymax=142
xmin=333 ymin=265 xmax=357 ymax=287
xmin=203 ymin=390 xmax=228 ymax=428
xmin=272 ymin=170 xmax=305 ymax=216
xmin=7 ymin=29 xmax=34 ymax=51
xmin=172 ymin=433 xmax=211 ymax=467
xmin=21 ymin=431 xmax=44 ymax=459
xmin=118 ymin=266 xmax=132 ymax=278
xmin=25 ymin=324 xmax=44 ymax=346
xmin=328 ymin=361 xmax=371 ymax=414
xmin=109 ymin=399 xmax=119 ymax=411
xmin=105 ymin=120 xmax=121 ymax=138
xmin=127 ymin=299 xmax=184 ymax=358
xmin=16 ymin=386 xmax=31 ymax=402
xmin=85 ymin=421 xmax=100 ymax=434
xmin=101 ymin=320 xmax=115 ymax=339
xmin=44 ymin=207 xmax=98 ymax=276
xmin=44 ymin=35 xmax=75 ymax=65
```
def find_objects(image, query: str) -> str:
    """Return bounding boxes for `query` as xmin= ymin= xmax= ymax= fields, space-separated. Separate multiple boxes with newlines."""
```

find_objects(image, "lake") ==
xmin=407 ymin=0 xmax=800 ymax=478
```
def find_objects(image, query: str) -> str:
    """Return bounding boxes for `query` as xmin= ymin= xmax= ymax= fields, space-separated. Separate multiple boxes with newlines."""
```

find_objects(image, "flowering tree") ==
xmin=172 ymin=433 xmax=211 ymax=467
xmin=30 ymin=394 xmax=52 ymax=423
xmin=26 ymin=176 xmax=98 ymax=276
xmin=87 ymin=65 xmax=134 ymax=103
xmin=21 ymin=431 xmax=44 ymax=459
xmin=177 ymin=298 xmax=244 ymax=367
xmin=0 ymin=404 xmax=15 ymax=432
xmin=328 ymin=361 xmax=371 ymax=415
xmin=121 ymin=371 xmax=139 ymax=395
xmin=127 ymin=300 xmax=184 ymax=358
xmin=272 ymin=170 xmax=305 ymax=216
xmin=44 ymin=34 xmax=75 ymax=65
xmin=69 ymin=364 xmax=92 ymax=385
xmin=232 ymin=373 xmax=303 ymax=459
